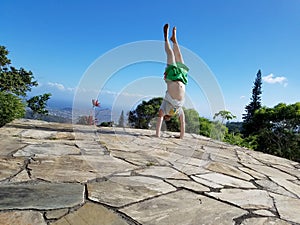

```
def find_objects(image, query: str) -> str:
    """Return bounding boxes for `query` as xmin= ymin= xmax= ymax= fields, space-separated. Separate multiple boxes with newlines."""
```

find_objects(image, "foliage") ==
xmin=226 ymin=122 xmax=243 ymax=134
xmin=99 ymin=121 xmax=114 ymax=127
xmin=27 ymin=94 xmax=52 ymax=118
xmin=213 ymin=110 xmax=236 ymax=124
xmin=164 ymin=108 xmax=200 ymax=133
xmin=0 ymin=45 xmax=51 ymax=126
xmin=224 ymin=132 xmax=257 ymax=149
xmin=184 ymin=108 xmax=200 ymax=134
xmin=242 ymin=70 xmax=262 ymax=136
xmin=128 ymin=97 xmax=162 ymax=129
xmin=199 ymin=117 xmax=213 ymax=137
xmin=76 ymin=115 xmax=94 ymax=125
xmin=210 ymin=110 xmax=236 ymax=141
xmin=165 ymin=115 xmax=180 ymax=132
xmin=210 ymin=121 xmax=227 ymax=141
xmin=0 ymin=91 xmax=25 ymax=127
xmin=252 ymin=102 xmax=300 ymax=162
xmin=118 ymin=110 xmax=125 ymax=127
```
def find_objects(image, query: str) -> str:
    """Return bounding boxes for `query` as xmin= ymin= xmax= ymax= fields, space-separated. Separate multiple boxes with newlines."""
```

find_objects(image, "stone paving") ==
xmin=0 ymin=119 xmax=300 ymax=225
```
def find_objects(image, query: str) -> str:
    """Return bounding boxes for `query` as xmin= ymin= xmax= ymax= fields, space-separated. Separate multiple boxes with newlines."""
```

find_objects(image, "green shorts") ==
xmin=164 ymin=62 xmax=189 ymax=85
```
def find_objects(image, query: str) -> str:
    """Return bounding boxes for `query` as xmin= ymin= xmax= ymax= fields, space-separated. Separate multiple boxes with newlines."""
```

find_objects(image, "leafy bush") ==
xmin=0 ymin=91 xmax=25 ymax=127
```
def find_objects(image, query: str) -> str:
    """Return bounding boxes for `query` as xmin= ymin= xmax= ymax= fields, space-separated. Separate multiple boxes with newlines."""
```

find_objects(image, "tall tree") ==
xmin=0 ymin=45 xmax=51 ymax=126
xmin=253 ymin=102 xmax=300 ymax=162
xmin=118 ymin=110 xmax=125 ymax=127
xmin=242 ymin=69 xmax=262 ymax=136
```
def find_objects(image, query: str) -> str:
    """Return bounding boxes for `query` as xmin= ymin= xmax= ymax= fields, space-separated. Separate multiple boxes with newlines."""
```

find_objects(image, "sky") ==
xmin=1 ymin=0 xmax=299 ymax=121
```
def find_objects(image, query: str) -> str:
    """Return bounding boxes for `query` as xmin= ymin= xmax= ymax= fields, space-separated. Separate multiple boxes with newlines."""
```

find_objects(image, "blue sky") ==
xmin=1 ymin=0 xmax=299 ymax=121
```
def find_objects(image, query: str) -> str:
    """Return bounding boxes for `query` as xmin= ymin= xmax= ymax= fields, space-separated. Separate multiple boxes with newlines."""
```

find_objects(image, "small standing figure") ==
xmin=156 ymin=23 xmax=189 ymax=139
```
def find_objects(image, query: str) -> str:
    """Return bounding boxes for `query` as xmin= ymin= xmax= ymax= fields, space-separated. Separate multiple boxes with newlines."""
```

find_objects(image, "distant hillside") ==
xmin=25 ymin=106 xmax=114 ymax=125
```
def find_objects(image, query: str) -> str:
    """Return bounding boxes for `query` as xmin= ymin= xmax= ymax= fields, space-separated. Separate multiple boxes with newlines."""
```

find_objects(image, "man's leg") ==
xmin=170 ymin=27 xmax=184 ymax=64
xmin=164 ymin=24 xmax=176 ymax=65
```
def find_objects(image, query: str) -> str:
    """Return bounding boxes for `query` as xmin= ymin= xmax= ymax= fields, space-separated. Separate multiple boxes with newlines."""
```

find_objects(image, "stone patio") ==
xmin=0 ymin=119 xmax=299 ymax=224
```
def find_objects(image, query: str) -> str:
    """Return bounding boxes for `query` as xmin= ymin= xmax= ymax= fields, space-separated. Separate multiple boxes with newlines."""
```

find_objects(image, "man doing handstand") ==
xmin=156 ymin=23 xmax=189 ymax=139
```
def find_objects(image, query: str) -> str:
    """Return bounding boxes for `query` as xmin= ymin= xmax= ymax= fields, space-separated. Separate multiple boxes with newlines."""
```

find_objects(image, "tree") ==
xmin=184 ymin=108 xmax=200 ymax=134
xmin=242 ymin=69 xmax=263 ymax=136
xmin=118 ymin=110 xmax=125 ymax=127
xmin=213 ymin=110 xmax=236 ymax=124
xmin=27 ymin=94 xmax=51 ymax=118
xmin=199 ymin=117 xmax=213 ymax=137
xmin=128 ymin=97 xmax=162 ymax=129
xmin=252 ymin=102 xmax=300 ymax=162
xmin=0 ymin=91 xmax=25 ymax=127
xmin=0 ymin=45 xmax=51 ymax=126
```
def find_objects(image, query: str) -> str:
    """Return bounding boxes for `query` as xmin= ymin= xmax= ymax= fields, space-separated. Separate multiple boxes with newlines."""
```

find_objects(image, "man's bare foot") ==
xmin=163 ymin=23 xmax=169 ymax=41
xmin=170 ymin=26 xmax=177 ymax=43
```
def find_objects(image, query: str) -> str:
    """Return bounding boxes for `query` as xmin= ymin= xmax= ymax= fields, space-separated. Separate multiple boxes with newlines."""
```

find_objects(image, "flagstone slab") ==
xmin=176 ymin=156 xmax=209 ymax=167
xmin=270 ymin=193 xmax=300 ymax=223
xmin=240 ymin=217 xmax=291 ymax=225
xmin=134 ymin=166 xmax=189 ymax=179
xmin=238 ymin=167 xmax=267 ymax=179
xmin=13 ymin=142 xmax=80 ymax=157
xmin=173 ymin=162 xmax=211 ymax=175
xmin=255 ymin=179 xmax=297 ymax=198
xmin=0 ymin=183 xmax=84 ymax=210
xmin=49 ymin=131 xmax=75 ymax=140
xmin=166 ymin=179 xmax=210 ymax=192
xmin=88 ymin=176 xmax=176 ymax=207
xmin=195 ymin=172 xmax=256 ymax=188
xmin=73 ymin=140 xmax=108 ymax=155
xmin=120 ymin=190 xmax=247 ymax=225
xmin=29 ymin=155 xmax=136 ymax=182
xmin=0 ymin=157 xmax=24 ymax=181
xmin=0 ymin=210 xmax=46 ymax=225
xmin=241 ymin=163 xmax=296 ymax=180
xmin=52 ymin=202 xmax=130 ymax=225
xmin=110 ymin=150 xmax=167 ymax=166
xmin=207 ymin=189 xmax=274 ymax=209
xmin=236 ymin=150 xmax=264 ymax=165
xmin=270 ymin=176 xmax=300 ymax=198
xmin=206 ymin=161 xmax=253 ymax=181
xmin=272 ymin=164 xmax=300 ymax=180
xmin=0 ymin=135 xmax=26 ymax=156
xmin=9 ymin=169 xmax=30 ymax=183
xmin=45 ymin=209 xmax=69 ymax=220
xmin=252 ymin=209 xmax=276 ymax=217
xmin=149 ymin=148 xmax=187 ymax=165
xmin=20 ymin=129 xmax=58 ymax=139
xmin=247 ymin=150 xmax=297 ymax=168
xmin=191 ymin=175 xmax=224 ymax=189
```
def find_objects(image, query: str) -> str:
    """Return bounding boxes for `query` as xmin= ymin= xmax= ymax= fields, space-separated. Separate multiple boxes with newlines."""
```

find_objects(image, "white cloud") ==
xmin=262 ymin=73 xmax=288 ymax=86
xmin=240 ymin=95 xmax=245 ymax=99
xmin=47 ymin=82 xmax=75 ymax=92
xmin=47 ymin=82 xmax=66 ymax=91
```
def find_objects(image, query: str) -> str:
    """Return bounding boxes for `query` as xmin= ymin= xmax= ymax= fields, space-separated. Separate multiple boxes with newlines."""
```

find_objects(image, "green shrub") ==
xmin=0 ymin=91 xmax=25 ymax=127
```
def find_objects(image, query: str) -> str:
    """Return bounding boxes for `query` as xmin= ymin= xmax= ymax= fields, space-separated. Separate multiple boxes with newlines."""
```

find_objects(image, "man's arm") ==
xmin=179 ymin=111 xmax=185 ymax=139
xmin=156 ymin=109 xmax=164 ymax=137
